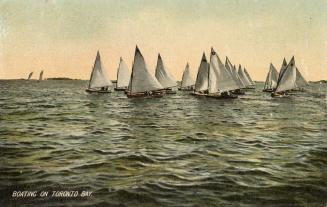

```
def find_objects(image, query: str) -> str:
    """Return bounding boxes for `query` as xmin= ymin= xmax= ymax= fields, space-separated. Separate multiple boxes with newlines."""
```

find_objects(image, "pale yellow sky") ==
xmin=0 ymin=0 xmax=326 ymax=81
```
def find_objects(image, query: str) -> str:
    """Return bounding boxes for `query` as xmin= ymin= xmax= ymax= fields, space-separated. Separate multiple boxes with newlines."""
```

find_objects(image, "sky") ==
xmin=0 ymin=0 xmax=326 ymax=81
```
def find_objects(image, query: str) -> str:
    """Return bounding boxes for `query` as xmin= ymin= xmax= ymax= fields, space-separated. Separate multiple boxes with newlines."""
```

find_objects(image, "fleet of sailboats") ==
xmin=85 ymin=51 xmax=113 ymax=93
xmin=262 ymin=56 xmax=309 ymax=97
xmin=19 ymin=45 xmax=310 ymax=99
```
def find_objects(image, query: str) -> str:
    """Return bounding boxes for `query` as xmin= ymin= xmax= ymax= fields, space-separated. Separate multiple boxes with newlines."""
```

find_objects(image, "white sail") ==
xmin=129 ymin=46 xmax=163 ymax=93
xmin=39 ymin=71 xmax=44 ymax=81
xmin=264 ymin=63 xmax=278 ymax=90
xmin=209 ymin=48 xmax=239 ymax=92
xmin=155 ymin=54 xmax=177 ymax=88
xmin=238 ymin=65 xmax=252 ymax=86
xmin=244 ymin=68 xmax=255 ymax=85
xmin=277 ymin=58 xmax=288 ymax=85
xmin=181 ymin=63 xmax=195 ymax=87
xmin=194 ymin=53 xmax=209 ymax=92
xmin=88 ymin=51 xmax=112 ymax=89
xmin=27 ymin=72 xmax=33 ymax=80
xmin=116 ymin=57 xmax=130 ymax=88
xmin=233 ymin=65 xmax=246 ymax=87
xmin=295 ymin=67 xmax=308 ymax=88
xmin=225 ymin=57 xmax=243 ymax=88
xmin=275 ymin=57 xmax=297 ymax=92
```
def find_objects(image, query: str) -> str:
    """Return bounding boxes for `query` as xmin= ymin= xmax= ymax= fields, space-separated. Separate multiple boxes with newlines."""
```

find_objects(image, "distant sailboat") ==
xmin=192 ymin=48 xmax=238 ymax=99
xmin=115 ymin=57 xmax=130 ymax=91
xmin=263 ymin=63 xmax=278 ymax=92
xmin=85 ymin=51 xmax=112 ymax=93
xmin=179 ymin=63 xmax=195 ymax=91
xmin=38 ymin=70 xmax=44 ymax=81
xmin=126 ymin=46 xmax=164 ymax=98
xmin=272 ymin=56 xmax=309 ymax=97
xmin=27 ymin=72 xmax=33 ymax=80
xmin=155 ymin=54 xmax=177 ymax=94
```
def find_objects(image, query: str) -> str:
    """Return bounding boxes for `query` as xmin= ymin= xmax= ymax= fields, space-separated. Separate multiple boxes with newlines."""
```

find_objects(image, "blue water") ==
xmin=0 ymin=80 xmax=326 ymax=207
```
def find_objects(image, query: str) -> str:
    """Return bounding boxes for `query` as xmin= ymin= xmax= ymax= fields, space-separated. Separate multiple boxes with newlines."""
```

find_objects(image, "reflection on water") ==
xmin=0 ymin=80 xmax=326 ymax=207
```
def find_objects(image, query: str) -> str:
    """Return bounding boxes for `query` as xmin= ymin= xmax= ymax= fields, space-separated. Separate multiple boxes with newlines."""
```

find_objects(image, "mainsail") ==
xmin=116 ymin=57 xmax=130 ymax=88
xmin=225 ymin=57 xmax=244 ymax=88
xmin=181 ymin=63 xmax=195 ymax=88
xmin=39 ymin=71 xmax=44 ymax=81
xmin=155 ymin=54 xmax=177 ymax=88
xmin=244 ymin=68 xmax=255 ymax=85
xmin=194 ymin=53 xmax=209 ymax=92
xmin=295 ymin=67 xmax=308 ymax=88
xmin=264 ymin=63 xmax=278 ymax=90
xmin=277 ymin=58 xmax=288 ymax=85
xmin=88 ymin=51 xmax=112 ymax=89
xmin=238 ymin=66 xmax=252 ymax=86
xmin=275 ymin=57 xmax=297 ymax=92
xmin=209 ymin=48 xmax=239 ymax=92
xmin=129 ymin=46 xmax=163 ymax=93
xmin=27 ymin=72 xmax=33 ymax=80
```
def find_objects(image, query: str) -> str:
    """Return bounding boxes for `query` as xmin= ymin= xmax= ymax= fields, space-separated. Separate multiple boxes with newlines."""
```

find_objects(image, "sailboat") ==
xmin=155 ymin=54 xmax=177 ymax=94
xmin=85 ymin=51 xmax=113 ymax=93
xmin=294 ymin=67 xmax=309 ymax=91
xmin=179 ymin=63 xmax=195 ymax=91
xmin=272 ymin=56 xmax=304 ymax=97
xmin=192 ymin=48 xmax=238 ymax=99
xmin=115 ymin=57 xmax=130 ymax=91
xmin=27 ymin=72 xmax=33 ymax=80
xmin=38 ymin=70 xmax=44 ymax=81
xmin=225 ymin=57 xmax=245 ymax=95
xmin=126 ymin=46 xmax=164 ymax=98
xmin=263 ymin=63 xmax=278 ymax=92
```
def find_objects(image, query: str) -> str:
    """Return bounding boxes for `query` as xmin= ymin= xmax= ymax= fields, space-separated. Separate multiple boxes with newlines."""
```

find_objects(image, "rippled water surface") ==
xmin=1 ymin=80 xmax=326 ymax=207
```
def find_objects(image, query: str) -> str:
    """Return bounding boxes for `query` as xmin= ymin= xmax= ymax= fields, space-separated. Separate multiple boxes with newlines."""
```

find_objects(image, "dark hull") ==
xmin=191 ymin=92 xmax=238 ymax=99
xmin=263 ymin=89 xmax=274 ymax=92
xmin=114 ymin=87 xmax=128 ymax=91
xmin=85 ymin=89 xmax=112 ymax=93
xmin=126 ymin=92 xmax=164 ymax=98
xmin=231 ymin=90 xmax=245 ymax=95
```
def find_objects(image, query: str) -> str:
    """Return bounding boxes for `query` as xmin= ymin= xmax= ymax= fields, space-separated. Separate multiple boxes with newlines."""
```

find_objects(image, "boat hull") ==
xmin=114 ymin=87 xmax=128 ymax=91
xmin=231 ymin=89 xmax=245 ymax=95
xmin=263 ymin=89 xmax=274 ymax=92
xmin=126 ymin=91 xmax=164 ymax=98
xmin=85 ymin=88 xmax=112 ymax=93
xmin=191 ymin=92 xmax=238 ymax=99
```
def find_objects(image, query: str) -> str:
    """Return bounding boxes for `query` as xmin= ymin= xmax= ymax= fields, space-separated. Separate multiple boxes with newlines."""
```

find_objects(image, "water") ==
xmin=0 ymin=80 xmax=326 ymax=207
